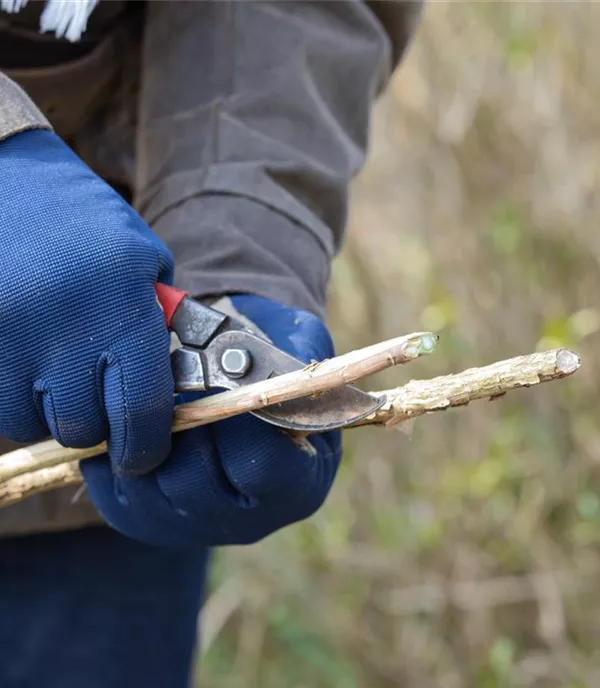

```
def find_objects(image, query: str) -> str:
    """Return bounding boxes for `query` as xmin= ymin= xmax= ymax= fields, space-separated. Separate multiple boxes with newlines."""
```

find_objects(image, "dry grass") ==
xmin=196 ymin=3 xmax=600 ymax=686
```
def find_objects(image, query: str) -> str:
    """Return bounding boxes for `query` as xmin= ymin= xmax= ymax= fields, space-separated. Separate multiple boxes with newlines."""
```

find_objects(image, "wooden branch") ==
xmin=174 ymin=330 xmax=438 ymax=430
xmin=0 ymin=463 xmax=82 ymax=508
xmin=0 ymin=331 xmax=438 ymax=486
xmin=352 ymin=347 xmax=581 ymax=427
xmin=0 ymin=346 xmax=580 ymax=509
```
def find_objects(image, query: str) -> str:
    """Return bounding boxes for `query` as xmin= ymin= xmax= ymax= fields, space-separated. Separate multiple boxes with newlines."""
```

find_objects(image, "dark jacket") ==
xmin=0 ymin=0 xmax=423 ymax=537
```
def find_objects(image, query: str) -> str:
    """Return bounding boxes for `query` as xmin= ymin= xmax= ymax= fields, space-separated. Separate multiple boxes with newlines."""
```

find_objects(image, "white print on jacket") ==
xmin=1 ymin=0 xmax=98 ymax=42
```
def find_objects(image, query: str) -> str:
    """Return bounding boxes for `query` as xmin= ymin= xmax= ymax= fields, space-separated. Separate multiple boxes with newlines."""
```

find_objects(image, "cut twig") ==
xmin=175 ymin=330 xmax=438 ymax=430
xmin=0 ymin=346 xmax=580 ymax=509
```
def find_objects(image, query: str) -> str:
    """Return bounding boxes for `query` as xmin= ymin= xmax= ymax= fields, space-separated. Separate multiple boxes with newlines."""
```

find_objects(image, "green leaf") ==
xmin=489 ymin=636 xmax=516 ymax=676
xmin=576 ymin=491 xmax=600 ymax=521
xmin=490 ymin=204 xmax=523 ymax=255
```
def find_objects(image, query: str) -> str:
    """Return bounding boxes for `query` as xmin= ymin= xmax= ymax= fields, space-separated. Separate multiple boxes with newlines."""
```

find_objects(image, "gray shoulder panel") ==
xmin=0 ymin=72 xmax=52 ymax=143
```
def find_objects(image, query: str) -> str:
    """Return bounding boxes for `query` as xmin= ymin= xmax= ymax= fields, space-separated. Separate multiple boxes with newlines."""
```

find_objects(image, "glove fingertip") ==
xmin=79 ymin=454 xmax=119 ymax=513
xmin=102 ymin=351 xmax=173 ymax=476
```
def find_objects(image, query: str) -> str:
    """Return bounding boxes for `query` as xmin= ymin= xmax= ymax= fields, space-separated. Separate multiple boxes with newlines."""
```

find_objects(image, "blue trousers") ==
xmin=0 ymin=525 xmax=210 ymax=687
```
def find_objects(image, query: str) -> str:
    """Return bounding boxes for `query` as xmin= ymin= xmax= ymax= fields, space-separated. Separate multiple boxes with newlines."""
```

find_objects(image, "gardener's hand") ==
xmin=0 ymin=130 xmax=175 ymax=474
xmin=80 ymin=295 xmax=343 ymax=548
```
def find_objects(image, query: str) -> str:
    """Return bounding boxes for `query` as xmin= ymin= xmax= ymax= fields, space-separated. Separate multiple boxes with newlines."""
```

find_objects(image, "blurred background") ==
xmin=196 ymin=3 xmax=600 ymax=686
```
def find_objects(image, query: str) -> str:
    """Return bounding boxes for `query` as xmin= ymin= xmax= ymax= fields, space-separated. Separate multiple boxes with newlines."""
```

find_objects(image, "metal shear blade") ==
xmin=204 ymin=329 xmax=386 ymax=432
xmin=160 ymin=286 xmax=385 ymax=433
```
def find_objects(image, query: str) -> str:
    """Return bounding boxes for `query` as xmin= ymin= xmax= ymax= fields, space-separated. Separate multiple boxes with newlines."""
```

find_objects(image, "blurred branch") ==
xmin=379 ymin=566 xmax=598 ymax=616
xmin=198 ymin=576 xmax=246 ymax=656
xmin=0 ymin=346 xmax=580 ymax=509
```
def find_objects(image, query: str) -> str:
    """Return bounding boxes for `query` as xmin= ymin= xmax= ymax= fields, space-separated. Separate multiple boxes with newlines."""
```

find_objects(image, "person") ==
xmin=0 ymin=1 xmax=423 ymax=686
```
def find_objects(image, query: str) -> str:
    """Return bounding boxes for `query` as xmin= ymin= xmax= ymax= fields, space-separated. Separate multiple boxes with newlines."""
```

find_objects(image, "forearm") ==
xmin=0 ymin=72 xmax=52 ymax=142
xmin=135 ymin=0 xmax=423 ymax=318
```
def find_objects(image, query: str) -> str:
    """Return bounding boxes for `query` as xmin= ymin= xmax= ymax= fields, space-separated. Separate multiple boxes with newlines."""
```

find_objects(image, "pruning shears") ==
xmin=155 ymin=284 xmax=386 ymax=433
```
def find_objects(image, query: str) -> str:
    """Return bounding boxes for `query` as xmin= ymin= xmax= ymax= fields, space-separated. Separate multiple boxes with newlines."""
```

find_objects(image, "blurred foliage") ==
xmin=196 ymin=2 xmax=600 ymax=686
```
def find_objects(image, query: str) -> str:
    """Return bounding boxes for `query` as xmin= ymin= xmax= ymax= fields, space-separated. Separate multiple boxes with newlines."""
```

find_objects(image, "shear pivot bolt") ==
xmin=221 ymin=348 xmax=252 ymax=378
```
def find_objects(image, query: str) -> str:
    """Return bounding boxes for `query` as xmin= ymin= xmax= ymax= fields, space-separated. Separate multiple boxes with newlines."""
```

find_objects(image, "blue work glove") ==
xmin=80 ymin=295 xmax=343 ymax=549
xmin=0 ymin=129 xmax=175 ymax=475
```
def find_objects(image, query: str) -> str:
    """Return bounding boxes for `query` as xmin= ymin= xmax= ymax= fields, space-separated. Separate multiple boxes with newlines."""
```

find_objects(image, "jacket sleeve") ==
xmin=0 ymin=72 xmax=52 ymax=143
xmin=136 ymin=1 xmax=423 ymax=318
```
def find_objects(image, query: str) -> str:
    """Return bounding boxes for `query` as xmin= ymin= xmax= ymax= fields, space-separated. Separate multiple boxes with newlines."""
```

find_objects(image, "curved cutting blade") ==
xmin=200 ymin=330 xmax=386 ymax=432
xmin=251 ymin=387 xmax=387 ymax=432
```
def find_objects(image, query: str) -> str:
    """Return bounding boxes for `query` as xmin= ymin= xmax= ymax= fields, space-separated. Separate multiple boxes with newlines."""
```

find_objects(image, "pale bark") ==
xmin=0 ymin=463 xmax=82 ymax=508
xmin=352 ymin=348 xmax=581 ymax=427
xmin=0 ymin=346 xmax=580 ymax=508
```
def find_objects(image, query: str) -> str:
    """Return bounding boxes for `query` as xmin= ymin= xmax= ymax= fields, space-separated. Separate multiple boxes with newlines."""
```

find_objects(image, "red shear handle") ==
xmin=155 ymin=283 xmax=188 ymax=328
